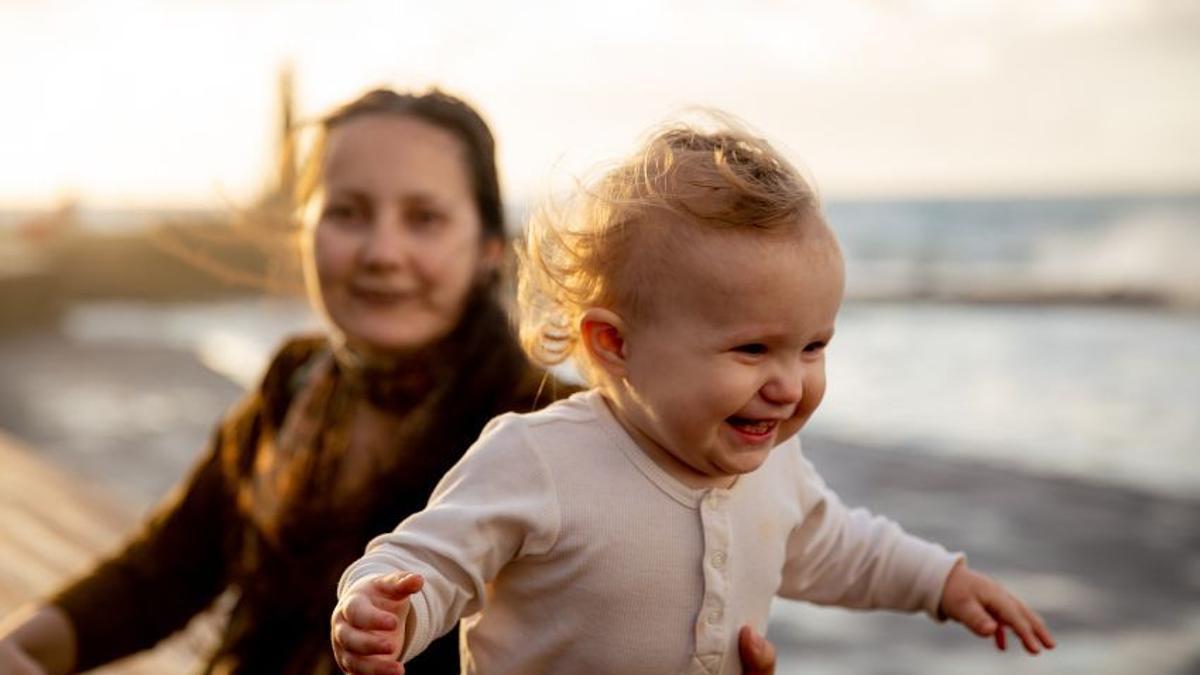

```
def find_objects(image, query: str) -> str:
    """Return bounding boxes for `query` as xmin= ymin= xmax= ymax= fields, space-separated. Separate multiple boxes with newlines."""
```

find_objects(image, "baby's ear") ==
xmin=579 ymin=307 xmax=628 ymax=378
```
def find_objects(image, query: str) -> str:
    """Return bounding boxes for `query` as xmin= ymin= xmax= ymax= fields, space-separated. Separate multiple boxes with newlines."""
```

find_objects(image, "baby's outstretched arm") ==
xmin=331 ymin=572 xmax=423 ymax=675
xmin=940 ymin=560 xmax=1056 ymax=654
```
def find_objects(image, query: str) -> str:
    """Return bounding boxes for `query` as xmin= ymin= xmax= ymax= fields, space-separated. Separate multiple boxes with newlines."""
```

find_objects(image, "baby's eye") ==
xmin=733 ymin=343 xmax=768 ymax=355
xmin=803 ymin=341 xmax=827 ymax=354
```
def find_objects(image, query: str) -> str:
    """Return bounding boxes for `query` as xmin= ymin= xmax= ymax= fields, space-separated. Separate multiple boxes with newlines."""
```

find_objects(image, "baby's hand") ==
xmin=940 ymin=560 xmax=1056 ymax=655
xmin=331 ymin=572 xmax=423 ymax=675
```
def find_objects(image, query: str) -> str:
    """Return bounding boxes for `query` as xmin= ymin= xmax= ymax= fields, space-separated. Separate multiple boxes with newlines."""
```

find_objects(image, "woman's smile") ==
xmin=350 ymin=284 xmax=416 ymax=304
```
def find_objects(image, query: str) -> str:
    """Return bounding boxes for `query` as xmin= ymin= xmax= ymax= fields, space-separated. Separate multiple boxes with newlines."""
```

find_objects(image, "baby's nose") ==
xmin=762 ymin=362 xmax=804 ymax=405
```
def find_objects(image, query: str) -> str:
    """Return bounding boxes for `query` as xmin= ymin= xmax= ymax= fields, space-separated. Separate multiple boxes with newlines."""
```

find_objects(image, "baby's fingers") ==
xmin=342 ymin=595 xmax=398 ymax=632
xmin=989 ymin=595 xmax=1047 ymax=655
xmin=332 ymin=622 xmax=397 ymax=658
xmin=1006 ymin=600 xmax=1056 ymax=654
xmin=955 ymin=598 xmax=999 ymax=638
xmin=373 ymin=573 xmax=424 ymax=606
xmin=337 ymin=652 xmax=404 ymax=675
xmin=1029 ymin=607 xmax=1056 ymax=651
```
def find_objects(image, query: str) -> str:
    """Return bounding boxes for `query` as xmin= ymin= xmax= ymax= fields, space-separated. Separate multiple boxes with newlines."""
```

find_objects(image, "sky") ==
xmin=0 ymin=0 xmax=1198 ymax=209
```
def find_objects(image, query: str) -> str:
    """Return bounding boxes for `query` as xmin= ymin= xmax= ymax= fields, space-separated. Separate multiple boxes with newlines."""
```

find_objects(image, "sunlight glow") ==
xmin=0 ymin=0 xmax=1197 ymax=209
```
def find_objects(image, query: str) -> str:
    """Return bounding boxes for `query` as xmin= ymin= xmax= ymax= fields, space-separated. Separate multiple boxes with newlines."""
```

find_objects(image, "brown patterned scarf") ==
xmin=243 ymin=287 xmax=525 ymax=544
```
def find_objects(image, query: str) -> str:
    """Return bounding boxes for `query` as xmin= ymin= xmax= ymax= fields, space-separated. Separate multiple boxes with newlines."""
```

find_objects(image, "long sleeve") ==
xmin=776 ymin=450 xmax=962 ymax=619
xmin=49 ymin=402 xmax=246 ymax=670
xmin=338 ymin=414 xmax=561 ymax=663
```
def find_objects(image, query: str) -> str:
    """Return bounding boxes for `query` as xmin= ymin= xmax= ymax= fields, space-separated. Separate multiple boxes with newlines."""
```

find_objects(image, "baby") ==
xmin=332 ymin=120 xmax=1055 ymax=674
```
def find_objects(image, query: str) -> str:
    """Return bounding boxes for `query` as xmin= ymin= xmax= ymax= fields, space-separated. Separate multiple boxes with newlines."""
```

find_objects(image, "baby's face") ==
xmin=616 ymin=223 xmax=844 ymax=488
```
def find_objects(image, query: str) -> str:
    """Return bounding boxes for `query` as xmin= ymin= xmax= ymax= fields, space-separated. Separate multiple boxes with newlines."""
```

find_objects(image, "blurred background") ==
xmin=1 ymin=1 xmax=1197 ymax=673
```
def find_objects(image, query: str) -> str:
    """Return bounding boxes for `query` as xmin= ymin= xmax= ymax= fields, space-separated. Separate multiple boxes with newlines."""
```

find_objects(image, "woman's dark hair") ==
xmin=297 ymin=88 xmax=505 ymax=239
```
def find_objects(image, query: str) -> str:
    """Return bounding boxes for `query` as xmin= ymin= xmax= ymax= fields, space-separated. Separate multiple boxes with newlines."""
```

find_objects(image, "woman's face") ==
xmin=305 ymin=114 xmax=500 ymax=354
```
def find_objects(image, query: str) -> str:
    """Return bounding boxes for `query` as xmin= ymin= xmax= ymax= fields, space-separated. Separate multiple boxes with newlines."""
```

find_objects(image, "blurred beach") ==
xmin=1 ymin=194 xmax=1198 ymax=673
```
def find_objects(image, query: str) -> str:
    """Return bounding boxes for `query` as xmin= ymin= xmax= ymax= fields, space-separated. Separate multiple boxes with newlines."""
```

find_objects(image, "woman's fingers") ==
xmin=0 ymin=642 xmax=49 ymax=675
xmin=737 ymin=625 xmax=776 ymax=675
xmin=332 ymin=622 xmax=396 ymax=657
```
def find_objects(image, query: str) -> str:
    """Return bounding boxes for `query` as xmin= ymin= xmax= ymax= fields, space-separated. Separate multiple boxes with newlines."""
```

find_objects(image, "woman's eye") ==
xmin=733 ymin=343 xmax=768 ymax=355
xmin=803 ymin=341 xmax=827 ymax=353
xmin=408 ymin=209 xmax=446 ymax=230
xmin=323 ymin=204 xmax=359 ymax=222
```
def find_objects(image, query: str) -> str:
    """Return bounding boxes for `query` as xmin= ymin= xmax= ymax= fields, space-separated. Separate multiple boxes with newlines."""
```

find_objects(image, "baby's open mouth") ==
xmin=726 ymin=416 xmax=778 ymax=435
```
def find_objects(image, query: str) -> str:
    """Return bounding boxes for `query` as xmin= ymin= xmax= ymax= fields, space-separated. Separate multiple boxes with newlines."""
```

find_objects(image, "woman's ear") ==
xmin=480 ymin=236 xmax=504 ymax=275
xmin=580 ymin=307 xmax=628 ymax=378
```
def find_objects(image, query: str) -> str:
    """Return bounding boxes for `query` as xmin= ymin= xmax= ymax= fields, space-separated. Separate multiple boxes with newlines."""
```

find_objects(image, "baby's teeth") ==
xmin=737 ymin=419 xmax=773 ymax=433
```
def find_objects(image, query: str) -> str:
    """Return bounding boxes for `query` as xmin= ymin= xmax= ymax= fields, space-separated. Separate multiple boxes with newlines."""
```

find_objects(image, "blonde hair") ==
xmin=517 ymin=114 xmax=822 ymax=373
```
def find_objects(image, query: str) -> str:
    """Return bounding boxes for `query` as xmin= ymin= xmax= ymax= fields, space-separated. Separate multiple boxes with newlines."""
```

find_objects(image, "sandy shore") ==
xmin=1 ymin=330 xmax=1197 ymax=674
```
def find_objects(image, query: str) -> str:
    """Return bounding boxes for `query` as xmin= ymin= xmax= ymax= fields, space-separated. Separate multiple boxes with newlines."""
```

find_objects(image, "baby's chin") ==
xmin=715 ymin=446 xmax=775 ymax=478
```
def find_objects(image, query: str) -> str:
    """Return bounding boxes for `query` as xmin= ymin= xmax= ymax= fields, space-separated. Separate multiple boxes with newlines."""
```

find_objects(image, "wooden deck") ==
xmin=0 ymin=431 xmax=209 ymax=673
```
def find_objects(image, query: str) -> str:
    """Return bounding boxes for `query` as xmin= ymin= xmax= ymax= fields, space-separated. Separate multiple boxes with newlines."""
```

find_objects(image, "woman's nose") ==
xmin=360 ymin=216 xmax=409 ymax=270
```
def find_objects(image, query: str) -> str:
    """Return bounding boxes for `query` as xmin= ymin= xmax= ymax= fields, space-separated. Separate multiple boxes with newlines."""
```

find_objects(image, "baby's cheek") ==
xmin=800 ymin=370 xmax=827 ymax=417
xmin=782 ymin=393 xmax=822 ymax=439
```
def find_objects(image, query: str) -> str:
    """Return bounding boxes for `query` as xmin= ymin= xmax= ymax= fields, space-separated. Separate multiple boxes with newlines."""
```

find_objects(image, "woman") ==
xmin=0 ymin=88 xmax=777 ymax=674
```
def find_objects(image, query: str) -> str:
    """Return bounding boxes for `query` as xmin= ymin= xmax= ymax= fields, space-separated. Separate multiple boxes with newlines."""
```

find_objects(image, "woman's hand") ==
xmin=0 ymin=639 xmax=46 ymax=675
xmin=940 ymin=560 xmax=1056 ymax=654
xmin=0 ymin=604 xmax=74 ymax=675
xmin=330 ymin=572 xmax=423 ymax=675
xmin=738 ymin=625 xmax=777 ymax=675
